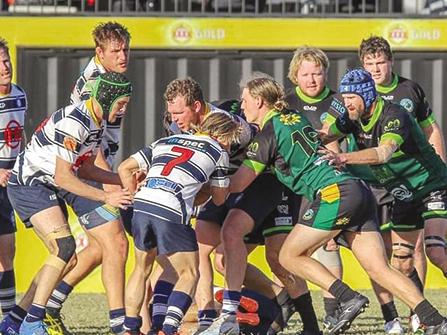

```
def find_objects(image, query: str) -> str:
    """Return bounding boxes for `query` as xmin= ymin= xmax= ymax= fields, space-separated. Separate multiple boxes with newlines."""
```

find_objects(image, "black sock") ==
xmin=381 ymin=301 xmax=399 ymax=323
xmin=293 ymin=293 xmax=320 ymax=332
xmin=409 ymin=269 xmax=424 ymax=294
xmin=328 ymin=279 xmax=356 ymax=304
xmin=414 ymin=300 xmax=444 ymax=326
xmin=323 ymin=297 xmax=339 ymax=317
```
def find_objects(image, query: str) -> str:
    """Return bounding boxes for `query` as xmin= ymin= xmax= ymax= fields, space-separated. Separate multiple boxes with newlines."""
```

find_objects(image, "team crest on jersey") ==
xmin=384 ymin=119 xmax=401 ymax=132
xmin=399 ymin=98 xmax=414 ymax=113
xmin=302 ymin=208 xmax=314 ymax=221
xmin=320 ymin=112 xmax=328 ymax=123
xmin=390 ymin=184 xmax=413 ymax=201
xmin=63 ymin=136 xmax=78 ymax=152
xmin=336 ymin=217 xmax=350 ymax=226
xmin=279 ymin=113 xmax=301 ymax=126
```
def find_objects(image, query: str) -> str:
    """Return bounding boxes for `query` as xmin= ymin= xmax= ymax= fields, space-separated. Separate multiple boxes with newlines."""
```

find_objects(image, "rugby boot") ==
xmin=266 ymin=293 xmax=296 ymax=334
xmin=0 ymin=314 xmax=21 ymax=335
xmin=384 ymin=318 xmax=404 ymax=334
xmin=201 ymin=313 xmax=239 ymax=335
xmin=425 ymin=318 xmax=447 ymax=335
xmin=214 ymin=289 xmax=258 ymax=313
xmin=19 ymin=320 xmax=49 ymax=335
xmin=43 ymin=308 xmax=71 ymax=335
xmin=328 ymin=293 xmax=369 ymax=335
xmin=236 ymin=311 xmax=259 ymax=326
xmin=322 ymin=314 xmax=338 ymax=331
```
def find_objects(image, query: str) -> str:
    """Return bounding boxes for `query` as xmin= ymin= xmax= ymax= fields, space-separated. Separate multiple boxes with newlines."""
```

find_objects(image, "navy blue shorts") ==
xmin=60 ymin=180 xmax=120 ymax=230
xmin=132 ymin=211 xmax=198 ymax=255
xmin=0 ymin=187 xmax=16 ymax=235
xmin=121 ymin=206 xmax=134 ymax=236
xmin=7 ymin=183 xmax=68 ymax=228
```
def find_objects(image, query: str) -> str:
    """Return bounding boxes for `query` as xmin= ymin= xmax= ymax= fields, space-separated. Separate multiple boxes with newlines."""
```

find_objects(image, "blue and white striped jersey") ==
xmin=132 ymin=133 xmax=229 ymax=225
xmin=0 ymin=84 xmax=27 ymax=169
xmin=10 ymin=102 xmax=103 ymax=187
xmin=70 ymin=56 xmax=121 ymax=168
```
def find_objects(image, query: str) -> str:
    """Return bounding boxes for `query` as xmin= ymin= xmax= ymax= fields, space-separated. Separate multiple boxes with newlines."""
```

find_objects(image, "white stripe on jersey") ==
xmin=10 ymin=102 xmax=103 ymax=187
xmin=0 ymin=84 xmax=27 ymax=169
xmin=132 ymin=133 xmax=229 ymax=225
xmin=70 ymin=56 xmax=120 ymax=168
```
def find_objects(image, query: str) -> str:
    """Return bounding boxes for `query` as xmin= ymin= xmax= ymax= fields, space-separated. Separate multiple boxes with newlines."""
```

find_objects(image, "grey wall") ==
xmin=18 ymin=48 xmax=447 ymax=163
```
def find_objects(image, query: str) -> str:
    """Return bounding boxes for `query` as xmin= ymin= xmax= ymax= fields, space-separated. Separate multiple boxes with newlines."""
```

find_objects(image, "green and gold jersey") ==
xmin=243 ymin=109 xmax=353 ymax=201
xmin=333 ymin=98 xmax=447 ymax=201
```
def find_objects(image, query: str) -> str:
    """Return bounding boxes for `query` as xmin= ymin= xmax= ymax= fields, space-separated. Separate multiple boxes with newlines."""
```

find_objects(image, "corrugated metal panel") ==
xmin=17 ymin=48 xmax=447 ymax=162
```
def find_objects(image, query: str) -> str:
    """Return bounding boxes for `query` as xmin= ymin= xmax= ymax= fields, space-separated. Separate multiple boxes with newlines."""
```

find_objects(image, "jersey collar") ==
xmin=360 ymin=97 xmax=384 ymax=132
xmin=94 ymin=55 xmax=107 ymax=73
xmin=261 ymin=109 xmax=279 ymax=129
xmin=86 ymin=97 xmax=102 ymax=128
xmin=295 ymin=86 xmax=330 ymax=104
xmin=376 ymin=73 xmax=398 ymax=94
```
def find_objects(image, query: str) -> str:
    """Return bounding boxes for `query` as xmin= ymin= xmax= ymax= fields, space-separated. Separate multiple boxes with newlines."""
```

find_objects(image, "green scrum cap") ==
xmin=92 ymin=72 xmax=132 ymax=119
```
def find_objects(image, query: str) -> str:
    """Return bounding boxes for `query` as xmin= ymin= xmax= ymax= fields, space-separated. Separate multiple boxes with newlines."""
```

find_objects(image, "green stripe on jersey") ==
xmin=242 ymin=159 xmax=266 ymax=174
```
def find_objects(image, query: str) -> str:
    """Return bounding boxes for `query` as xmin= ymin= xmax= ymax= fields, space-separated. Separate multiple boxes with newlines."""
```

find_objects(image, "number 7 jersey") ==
xmin=131 ymin=133 xmax=229 ymax=225
xmin=243 ymin=109 xmax=353 ymax=201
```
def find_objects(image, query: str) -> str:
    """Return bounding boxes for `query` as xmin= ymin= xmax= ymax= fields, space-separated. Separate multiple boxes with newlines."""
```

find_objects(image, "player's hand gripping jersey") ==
xmin=9 ymin=102 xmax=103 ymax=187
xmin=332 ymin=98 xmax=447 ymax=202
xmin=164 ymin=102 xmax=254 ymax=173
xmin=131 ymin=133 xmax=229 ymax=225
xmin=70 ymin=57 xmax=120 ymax=167
xmin=0 ymin=84 xmax=27 ymax=169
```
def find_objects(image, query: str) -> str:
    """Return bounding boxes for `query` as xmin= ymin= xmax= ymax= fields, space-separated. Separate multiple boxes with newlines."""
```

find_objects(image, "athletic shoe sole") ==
xmin=214 ymin=289 xmax=259 ymax=313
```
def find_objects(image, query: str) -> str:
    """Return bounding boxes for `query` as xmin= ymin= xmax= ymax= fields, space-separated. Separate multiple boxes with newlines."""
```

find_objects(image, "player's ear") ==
xmin=96 ymin=46 xmax=104 ymax=60
xmin=256 ymin=96 xmax=263 ymax=109
xmin=193 ymin=100 xmax=202 ymax=113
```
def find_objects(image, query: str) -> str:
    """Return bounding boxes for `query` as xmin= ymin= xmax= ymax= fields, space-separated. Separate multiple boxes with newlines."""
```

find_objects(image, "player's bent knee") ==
xmin=44 ymin=228 xmax=77 ymax=271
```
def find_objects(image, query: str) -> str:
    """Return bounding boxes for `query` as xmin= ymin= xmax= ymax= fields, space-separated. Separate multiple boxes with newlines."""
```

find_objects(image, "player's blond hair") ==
xmin=288 ymin=46 xmax=329 ymax=85
xmin=245 ymin=78 xmax=288 ymax=111
xmin=194 ymin=113 xmax=241 ymax=146
xmin=0 ymin=37 xmax=9 ymax=54
xmin=93 ymin=22 xmax=131 ymax=50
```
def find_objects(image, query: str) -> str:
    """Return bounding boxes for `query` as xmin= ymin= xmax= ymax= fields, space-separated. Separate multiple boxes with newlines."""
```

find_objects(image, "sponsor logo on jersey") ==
xmin=167 ymin=137 xmax=206 ymax=149
xmin=399 ymin=98 xmax=414 ymax=113
xmin=427 ymin=201 xmax=445 ymax=211
xmin=63 ymin=136 xmax=77 ymax=152
xmin=279 ymin=113 xmax=301 ymax=126
xmin=335 ymin=217 xmax=350 ymax=226
xmin=381 ymin=95 xmax=394 ymax=101
xmin=303 ymin=105 xmax=317 ymax=111
xmin=390 ymin=184 xmax=413 ymax=201
xmin=247 ymin=142 xmax=259 ymax=155
xmin=302 ymin=208 xmax=314 ymax=221
xmin=384 ymin=119 xmax=401 ymax=132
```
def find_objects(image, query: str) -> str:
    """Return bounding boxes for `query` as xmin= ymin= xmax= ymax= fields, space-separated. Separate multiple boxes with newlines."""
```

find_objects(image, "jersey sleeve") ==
xmin=130 ymin=146 xmax=154 ymax=171
xmin=413 ymin=83 xmax=435 ymax=128
xmin=210 ymin=151 xmax=230 ymax=188
xmin=379 ymin=109 xmax=409 ymax=147
xmin=242 ymin=125 xmax=276 ymax=174
xmin=52 ymin=112 xmax=93 ymax=165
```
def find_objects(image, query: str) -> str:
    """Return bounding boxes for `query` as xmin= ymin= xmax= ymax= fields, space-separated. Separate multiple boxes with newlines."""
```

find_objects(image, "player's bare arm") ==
xmin=117 ymin=156 xmax=139 ymax=194
xmin=55 ymin=156 xmax=132 ymax=208
xmin=422 ymin=122 xmax=446 ymax=162
xmin=77 ymin=153 xmax=122 ymax=185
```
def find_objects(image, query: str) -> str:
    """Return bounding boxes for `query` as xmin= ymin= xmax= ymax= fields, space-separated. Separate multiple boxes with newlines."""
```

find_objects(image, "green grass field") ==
xmin=47 ymin=289 xmax=447 ymax=334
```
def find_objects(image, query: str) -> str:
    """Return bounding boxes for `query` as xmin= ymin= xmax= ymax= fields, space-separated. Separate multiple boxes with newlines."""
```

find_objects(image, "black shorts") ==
xmin=298 ymin=179 xmax=378 ymax=232
xmin=0 ymin=187 xmax=16 ymax=235
xmin=132 ymin=211 xmax=198 ymax=254
xmin=391 ymin=189 xmax=447 ymax=232
xmin=370 ymin=186 xmax=394 ymax=231
xmin=197 ymin=173 xmax=285 ymax=243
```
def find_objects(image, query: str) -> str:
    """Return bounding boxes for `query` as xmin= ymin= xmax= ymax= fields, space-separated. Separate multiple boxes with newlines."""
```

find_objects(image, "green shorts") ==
xmin=298 ymin=179 xmax=378 ymax=232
